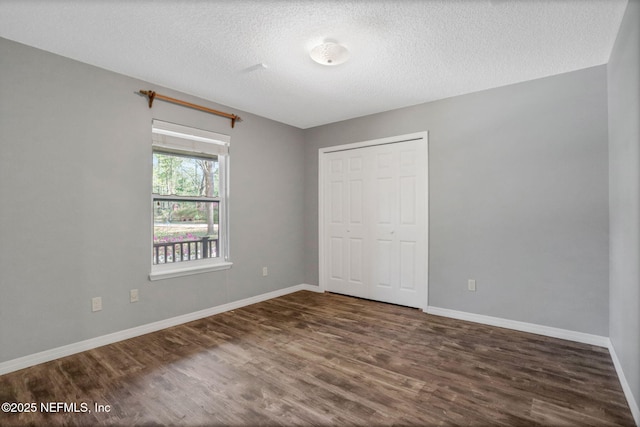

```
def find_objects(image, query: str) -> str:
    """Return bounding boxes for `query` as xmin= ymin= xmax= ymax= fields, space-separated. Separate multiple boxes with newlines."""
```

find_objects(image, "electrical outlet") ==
xmin=130 ymin=289 xmax=139 ymax=303
xmin=262 ymin=267 xmax=268 ymax=277
xmin=468 ymin=279 xmax=476 ymax=292
xmin=92 ymin=297 xmax=102 ymax=312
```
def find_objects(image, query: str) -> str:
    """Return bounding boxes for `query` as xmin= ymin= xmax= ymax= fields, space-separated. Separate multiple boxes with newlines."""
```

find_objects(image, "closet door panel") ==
xmin=394 ymin=141 xmax=427 ymax=307
xmin=324 ymin=151 xmax=368 ymax=298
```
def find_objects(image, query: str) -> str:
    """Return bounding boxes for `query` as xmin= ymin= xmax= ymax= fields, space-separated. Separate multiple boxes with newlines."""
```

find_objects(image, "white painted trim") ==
xmin=426 ymin=306 xmax=610 ymax=347
xmin=318 ymin=131 xmax=430 ymax=310
xmin=149 ymin=260 xmax=233 ymax=281
xmin=320 ymin=131 xmax=429 ymax=154
xmin=150 ymin=121 xmax=232 ymax=281
xmin=318 ymin=149 xmax=327 ymax=294
xmin=0 ymin=284 xmax=323 ymax=376
xmin=608 ymin=340 xmax=640 ymax=426
xmin=152 ymin=119 xmax=230 ymax=156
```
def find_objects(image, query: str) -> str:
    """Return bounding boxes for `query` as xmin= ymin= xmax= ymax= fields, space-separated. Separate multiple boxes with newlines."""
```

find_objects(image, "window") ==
xmin=149 ymin=120 xmax=231 ymax=280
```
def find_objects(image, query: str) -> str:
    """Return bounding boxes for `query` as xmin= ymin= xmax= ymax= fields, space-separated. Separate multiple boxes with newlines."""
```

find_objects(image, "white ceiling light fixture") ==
xmin=310 ymin=41 xmax=350 ymax=66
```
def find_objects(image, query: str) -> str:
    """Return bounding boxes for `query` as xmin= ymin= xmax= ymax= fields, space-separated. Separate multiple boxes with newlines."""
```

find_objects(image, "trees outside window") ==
xmin=152 ymin=152 xmax=220 ymax=264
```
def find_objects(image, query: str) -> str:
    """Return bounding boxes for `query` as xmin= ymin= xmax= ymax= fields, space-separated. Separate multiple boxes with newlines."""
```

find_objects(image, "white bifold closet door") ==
xmin=321 ymin=136 xmax=427 ymax=309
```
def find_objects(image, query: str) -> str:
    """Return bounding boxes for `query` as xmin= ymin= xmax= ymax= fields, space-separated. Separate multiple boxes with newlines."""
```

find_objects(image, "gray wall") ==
xmin=304 ymin=66 xmax=610 ymax=336
xmin=0 ymin=31 xmax=618 ymax=366
xmin=0 ymin=38 xmax=306 ymax=363
xmin=608 ymin=0 xmax=640 ymax=412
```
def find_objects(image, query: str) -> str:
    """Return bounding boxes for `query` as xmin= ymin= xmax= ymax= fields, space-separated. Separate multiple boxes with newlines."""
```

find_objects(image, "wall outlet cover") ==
xmin=92 ymin=297 xmax=102 ymax=312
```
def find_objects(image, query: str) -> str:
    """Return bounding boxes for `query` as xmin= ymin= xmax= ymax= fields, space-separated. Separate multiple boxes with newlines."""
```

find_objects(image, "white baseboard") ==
xmin=608 ymin=341 xmax=640 ymax=426
xmin=0 ymin=284 xmax=322 ymax=376
xmin=426 ymin=306 xmax=610 ymax=347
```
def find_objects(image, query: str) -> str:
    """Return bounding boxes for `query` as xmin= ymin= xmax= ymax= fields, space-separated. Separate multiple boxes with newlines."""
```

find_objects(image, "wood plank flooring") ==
xmin=0 ymin=291 xmax=634 ymax=426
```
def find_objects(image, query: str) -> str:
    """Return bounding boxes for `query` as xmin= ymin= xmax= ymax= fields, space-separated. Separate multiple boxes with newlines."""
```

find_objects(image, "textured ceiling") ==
xmin=0 ymin=0 xmax=628 ymax=129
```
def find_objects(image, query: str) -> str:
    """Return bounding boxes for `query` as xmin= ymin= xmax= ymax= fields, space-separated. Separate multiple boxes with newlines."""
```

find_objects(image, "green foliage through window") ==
xmin=152 ymin=151 xmax=221 ymax=263
xmin=152 ymin=152 xmax=219 ymax=197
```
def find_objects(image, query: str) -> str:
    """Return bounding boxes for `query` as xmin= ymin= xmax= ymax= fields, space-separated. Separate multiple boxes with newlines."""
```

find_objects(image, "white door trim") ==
xmin=318 ymin=132 xmax=429 ymax=310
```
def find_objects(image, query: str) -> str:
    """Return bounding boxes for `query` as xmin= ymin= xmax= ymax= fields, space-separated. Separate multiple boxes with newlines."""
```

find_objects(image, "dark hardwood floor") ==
xmin=0 ymin=291 xmax=634 ymax=426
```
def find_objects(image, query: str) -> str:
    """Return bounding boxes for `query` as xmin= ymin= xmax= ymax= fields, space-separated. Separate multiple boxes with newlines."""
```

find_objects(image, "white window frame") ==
xmin=149 ymin=120 xmax=232 ymax=281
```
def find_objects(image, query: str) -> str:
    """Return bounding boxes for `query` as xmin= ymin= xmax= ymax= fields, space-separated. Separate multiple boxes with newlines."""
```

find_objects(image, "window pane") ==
xmin=153 ymin=201 xmax=219 ymax=264
xmin=153 ymin=151 xmax=219 ymax=197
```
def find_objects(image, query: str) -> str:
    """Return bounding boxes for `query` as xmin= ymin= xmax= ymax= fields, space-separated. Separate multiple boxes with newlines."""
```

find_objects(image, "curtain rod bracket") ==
xmin=145 ymin=90 xmax=156 ymax=108
xmin=139 ymin=90 xmax=241 ymax=128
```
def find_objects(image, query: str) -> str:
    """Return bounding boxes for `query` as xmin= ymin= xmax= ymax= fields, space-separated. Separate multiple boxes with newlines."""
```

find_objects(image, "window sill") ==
xmin=149 ymin=260 xmax=233 ymax=281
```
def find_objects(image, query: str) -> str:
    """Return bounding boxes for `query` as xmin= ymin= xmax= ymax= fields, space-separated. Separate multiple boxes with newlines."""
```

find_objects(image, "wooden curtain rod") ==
xmin=139 ymin=90 xmax=241 ymax=128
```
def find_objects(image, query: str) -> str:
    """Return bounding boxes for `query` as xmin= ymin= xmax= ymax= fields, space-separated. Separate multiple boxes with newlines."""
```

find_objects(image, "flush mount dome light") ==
xmin=310 ymin=42 xmax=350 ymax=66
